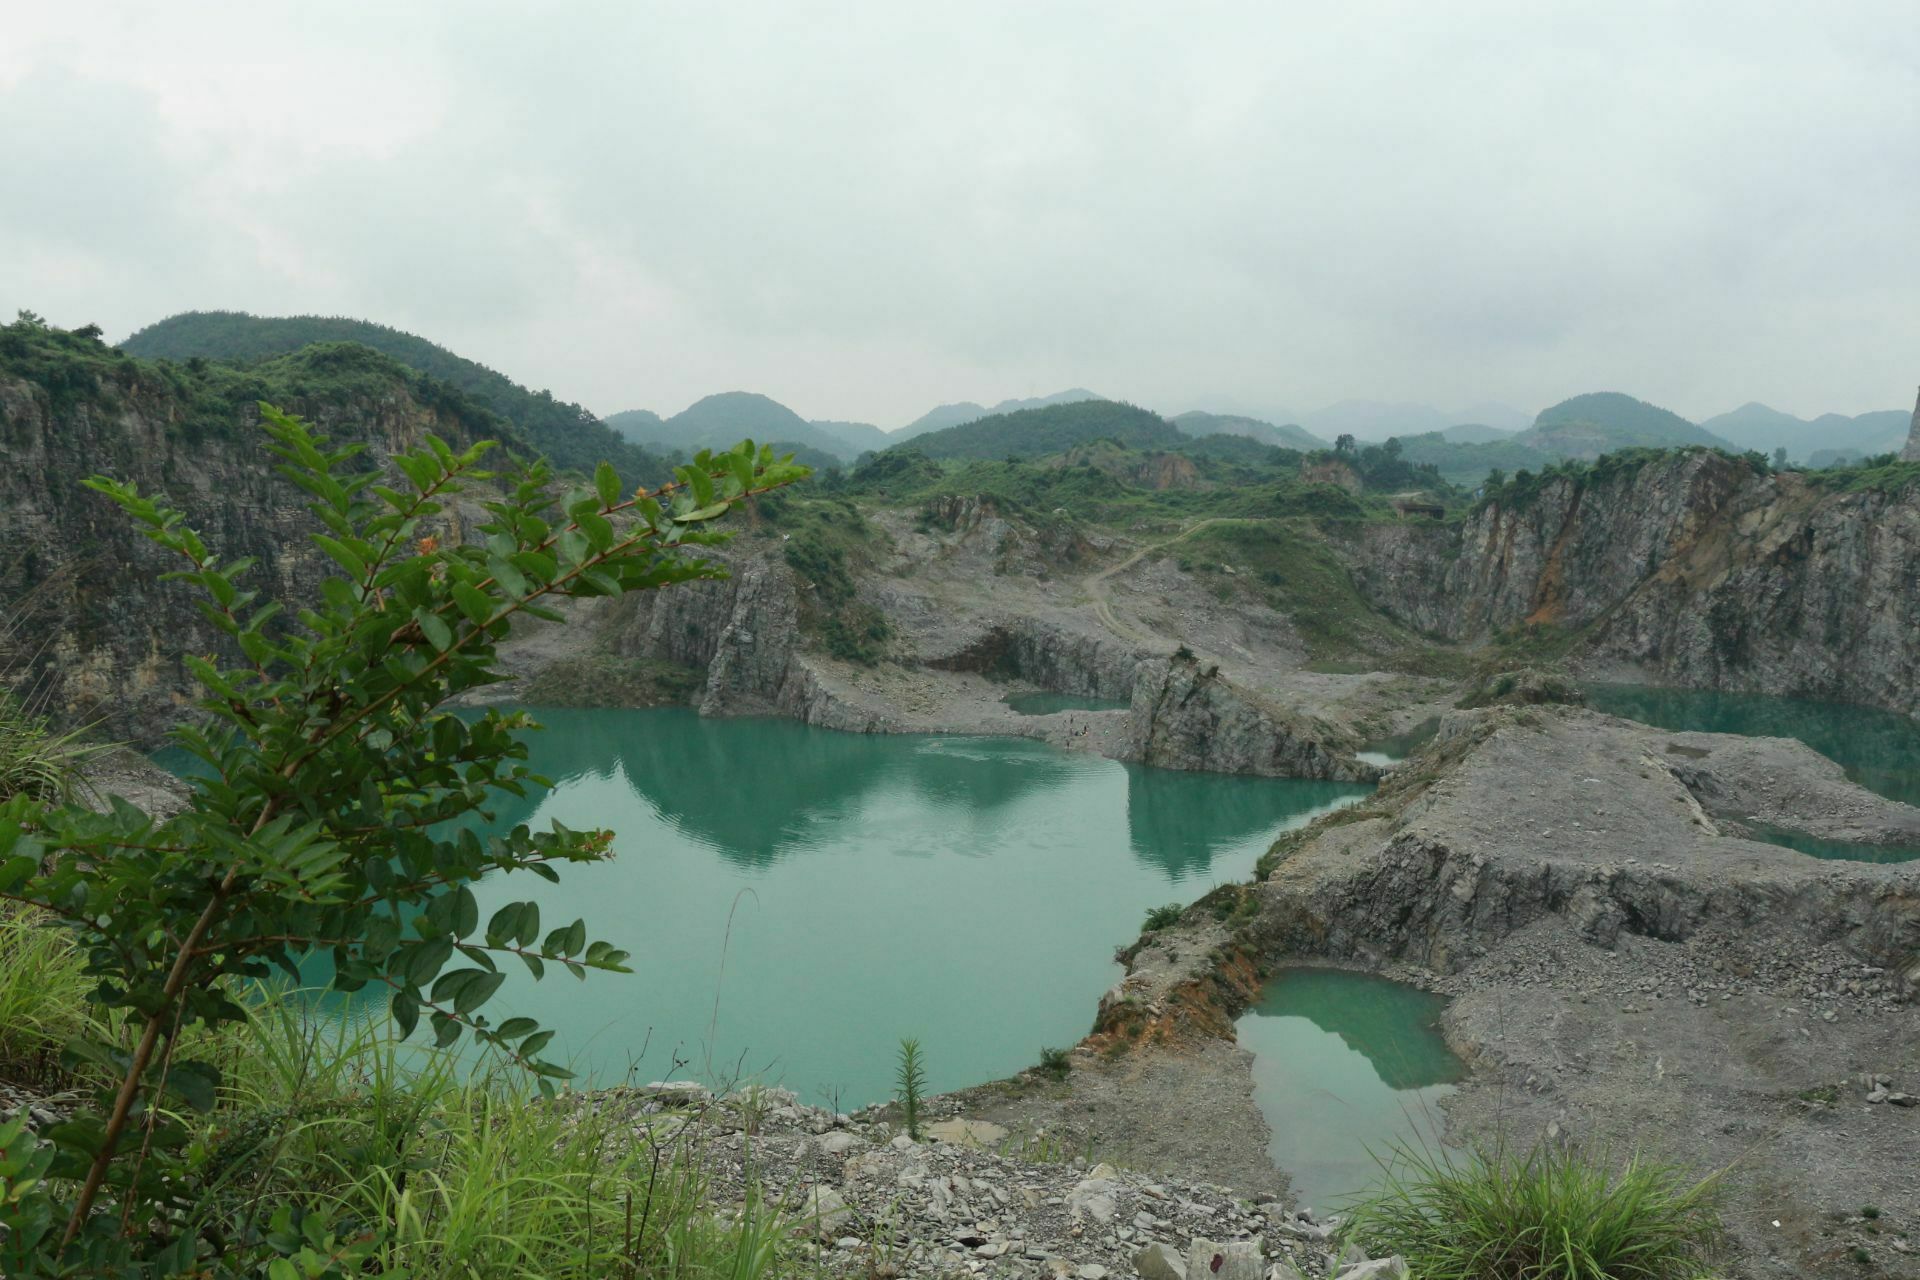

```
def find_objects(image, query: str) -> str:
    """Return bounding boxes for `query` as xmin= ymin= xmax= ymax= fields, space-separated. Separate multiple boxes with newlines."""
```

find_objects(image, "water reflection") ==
xmin=1124 ymin=765 xmax=1369 ymax=880
xmin=1238 ymin=968 xmax=1465 ymax=1207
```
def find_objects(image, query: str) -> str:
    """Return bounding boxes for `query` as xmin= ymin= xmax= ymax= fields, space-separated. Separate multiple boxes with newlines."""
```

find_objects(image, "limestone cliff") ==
xmin=0 ymin=350 xmax=498 ymax=741
xmin=1903 ymin=385 xmax=1920 ymax=462
xmin=1349 ymin=449 xmax=1920 ymax=716
xmin=1124 ymin=657 xmax=1378 ymax=782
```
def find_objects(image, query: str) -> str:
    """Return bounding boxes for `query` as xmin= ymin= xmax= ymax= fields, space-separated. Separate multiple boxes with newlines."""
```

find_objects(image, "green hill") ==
xmin=1699 ymin=402 xmax=1910 ymax=461
xmin=897 ymin=388 xmax=1102 ymax=439
xmin=1517 ymin=392 xmax=1732 ymax=459
xmin=810 ymin=419 xmax=891 ymax=455
xmin=618 ymin=391 xmax=857 ymax=464
xmin=1171 ymin=410 xmax=1326 ymax=451
xmin=1396 ymin=431 xmax=1553 ymax=486
xmin=118 ymin=310 xmax=669 ymax=483
xmin=890 ymin=399 xmax=1186 ymax=461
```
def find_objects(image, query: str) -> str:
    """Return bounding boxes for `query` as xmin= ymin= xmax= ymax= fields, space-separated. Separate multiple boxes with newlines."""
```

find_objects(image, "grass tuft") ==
xmin=1344 ymin=1140 xmax=1724 ymax=1280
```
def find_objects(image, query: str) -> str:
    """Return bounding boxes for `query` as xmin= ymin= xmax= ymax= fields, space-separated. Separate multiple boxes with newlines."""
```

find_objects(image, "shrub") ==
xmin=1037 ymin=1046 xmax=1072 ymax=1080
xmin=0 ymin=406 xmax=805 ymax=1272
xmin=1142 ymin=903 xmax=1184 ymax=931
xmin=1343 ymin=1141 xmax=1724 ymax=1280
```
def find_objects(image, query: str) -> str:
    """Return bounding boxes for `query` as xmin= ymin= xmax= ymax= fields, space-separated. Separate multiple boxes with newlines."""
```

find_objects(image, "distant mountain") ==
xmin=897 ymin=388 xmax=1101 ymax=439
xmin=609 ymin=391 xmax=865 ymax=464
xmin=1452 ymin=402 xmax=1534 ymax=433
xmin=1170 ymin=411 xmax=1326 ymax=452
xmin=1698 ymin=402 xmax=1909 ymax=461
xmin=1437 ymin=423 xmax=1514 ymax=445
xmin=605 ymin=408 xmax=664 ymax=442
xmin=119 ymin=310 xmax=669 ymax=483
xmin=1516 ymin=392 xmax=1733 ymax=460
xmin=810 ymin=419 xmax=890 ymax=456
xmin=889 ymin=399 xmax=1184 ymax=461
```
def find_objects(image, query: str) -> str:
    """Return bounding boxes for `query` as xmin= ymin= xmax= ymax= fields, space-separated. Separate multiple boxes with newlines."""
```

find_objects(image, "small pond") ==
xmin=1001 ymin=692 xmax=1131 ymax=716
xmin=188 ymin=708 xmax=1369 ymax=1107
xmin=1355 ymin=717 xmax=1441 ymax=769
xmin=1237 ymin=968 xmax=1465 ymax=1211
xmin=1585 ymin=684 xmax=1920 ymax=809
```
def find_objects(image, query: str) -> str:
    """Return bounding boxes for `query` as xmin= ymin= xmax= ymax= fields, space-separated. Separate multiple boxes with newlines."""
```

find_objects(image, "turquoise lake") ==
xmin=440 ymin=708 xmax=1369 ymax=1108
xmin=1238 ymin=969 xmax=1465 ymax=1210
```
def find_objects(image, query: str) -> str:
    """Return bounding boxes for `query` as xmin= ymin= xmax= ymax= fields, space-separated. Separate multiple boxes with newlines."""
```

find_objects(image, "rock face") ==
xmin=1349 ymin=449 xmax=1920 ymax=716
xmin=1124 ymin=658 xmax=1378 ymax=782
xmin=601 ymin=546 xmax=889 ymax=732
xmin=1904 ymin=384 xmax=1920 ymax=462
xmin=923 ymin=618 xmax=1138 ymax=700
xmin=0 ymin=365 xmax=492 ymax=742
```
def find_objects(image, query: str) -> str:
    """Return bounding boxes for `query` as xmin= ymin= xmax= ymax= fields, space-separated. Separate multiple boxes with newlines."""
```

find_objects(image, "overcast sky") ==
xmin=4 ymin=2 xmax=1917 ymax=428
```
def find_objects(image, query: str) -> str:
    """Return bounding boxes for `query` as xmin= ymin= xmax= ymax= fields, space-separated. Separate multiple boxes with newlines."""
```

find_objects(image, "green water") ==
xmin=1238 ymin=968 xmax=1465 ymax=1210
xmin=370 ymin=708 xmax=1369 ymax=1107
xmin=1356 ymin=717 xmax=1441 ymax=769
xmin=1002 ymin=692 xmax=1131 ymax=716
xmin=1742 ymin=824 xmax=1920 ymax=864
xmin=1585 ymin=684 xmax=1920 ymax=809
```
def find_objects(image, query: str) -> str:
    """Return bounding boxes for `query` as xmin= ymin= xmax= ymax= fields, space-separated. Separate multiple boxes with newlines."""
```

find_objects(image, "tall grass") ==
xmin=0 ymin=905 xmax=102 ymax=1067
xmin=0 ymin=691 xmax=104 ymax=803
xmin=0 ymin=973 xmax=790 ymax=1280
xmin=1343 ymin=1141 xmax=1724 ymax=1280
xmin=193 ymin=994 xmax=792 ymax=1280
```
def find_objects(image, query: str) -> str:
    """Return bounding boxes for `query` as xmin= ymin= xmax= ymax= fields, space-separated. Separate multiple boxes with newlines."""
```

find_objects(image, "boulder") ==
xmin=1185 ymin=1238 xmax=1263 ymax=1280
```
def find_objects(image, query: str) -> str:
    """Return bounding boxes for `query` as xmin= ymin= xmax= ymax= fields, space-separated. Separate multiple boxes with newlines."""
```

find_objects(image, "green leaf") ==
xmin=391 ymin=990 xmax=420 ymax=1038
xmin=414 ymin=607 xmax=454 ymax=652
xmin=594 ymin=461 xmax=622 ymax=508
xmin=453 ymin=970 xmax=505 ymax=1015
xmin=453 ymin=582 xmax=494 ymax=625
xmin=675 ymin=502 xmax=731 ymax=523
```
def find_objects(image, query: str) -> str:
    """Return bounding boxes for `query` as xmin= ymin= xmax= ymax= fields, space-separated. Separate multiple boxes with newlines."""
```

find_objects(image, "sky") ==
xmin=4 ymin=1 xmax=1918 ymax=429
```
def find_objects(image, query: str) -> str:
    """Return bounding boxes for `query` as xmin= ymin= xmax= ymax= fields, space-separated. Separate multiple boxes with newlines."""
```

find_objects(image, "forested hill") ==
xmin=1515 ymin=392 xmax=1733 ymax=459
xmin=889 ymin=399 xmax=1186 ymax=460
xmin=120 ymin=310 xmax=668 ymax=483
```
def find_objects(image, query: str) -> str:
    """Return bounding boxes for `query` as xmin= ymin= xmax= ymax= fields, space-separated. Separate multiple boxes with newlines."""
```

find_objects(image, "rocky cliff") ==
xmin=1349 ymin=449 xmax=1920 ymax=716
xmin=1125 ymin=657 xmax=1377 ymax=782
xmin=0 ymin=343 xmax=499 ymax=741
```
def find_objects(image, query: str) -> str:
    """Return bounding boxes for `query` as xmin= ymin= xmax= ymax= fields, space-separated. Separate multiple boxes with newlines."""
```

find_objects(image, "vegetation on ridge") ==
xmin=117 ymin=309 xmax=671 ymax=484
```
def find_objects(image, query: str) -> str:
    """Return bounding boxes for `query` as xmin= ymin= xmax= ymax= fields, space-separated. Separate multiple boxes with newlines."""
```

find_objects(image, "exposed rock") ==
xmin=1125 ymin=657 xmax=1377 ymax=782
xmin=924 ymin=1118 xmax=1008 ymax=1147
xmin=1902 ymin=385 xmax=1920 ymax=463
xmin=1134 ymin=1241 xmax=1186 ymax=1280
xmin=1185 ymin=1238 xmax=1262 ymax=1280
xmin=1347 ymin=449 xmax=1920 ymax=718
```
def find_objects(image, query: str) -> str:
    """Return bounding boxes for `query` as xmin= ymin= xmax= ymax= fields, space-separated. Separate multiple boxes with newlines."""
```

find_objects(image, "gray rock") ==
xmin=1069 ymin=1177 xmax=1120 ymax=1223
xmin=794 ymin=1187 xmax=852 ymax=1238
xmin=1133 ymin=1241 xmax=1186 ymax=1280
xmin=821 ymin=1132 xmax=863 ymax=1155
xmin=1334 ymin=1258 xmax=1409 ymax=1280
xmin=1185 ymin=1238 xmax=1263 ymax=1280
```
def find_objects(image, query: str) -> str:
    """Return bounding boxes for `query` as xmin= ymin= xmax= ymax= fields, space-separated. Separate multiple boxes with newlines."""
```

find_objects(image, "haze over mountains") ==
xmin=116 ymin=311 xmax=1907 ymax=473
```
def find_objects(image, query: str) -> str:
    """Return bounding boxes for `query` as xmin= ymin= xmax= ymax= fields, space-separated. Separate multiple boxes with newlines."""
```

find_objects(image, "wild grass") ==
xmin=0 ymin=974 xmax=791 ymax=1280
xmin=0 ymin=905 xmax=103 ymax=1068
xmin=1343 ymin=1140 xmax=1724 ymax=1280
xmin=0 ymin=691 xmax=106 ymax=804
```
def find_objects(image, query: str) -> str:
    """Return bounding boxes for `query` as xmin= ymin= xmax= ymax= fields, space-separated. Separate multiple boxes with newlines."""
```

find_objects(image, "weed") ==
xmin=1344 ymin=1140 xmax=1724 ymax=1280
xmin=895 ymin=1038 xmax=927 ymax=1141
xmin=1142 ymin=903 xmax=1184 ymax=932
xmin=1037 ymin=1047 xmax=1072 ymax=1080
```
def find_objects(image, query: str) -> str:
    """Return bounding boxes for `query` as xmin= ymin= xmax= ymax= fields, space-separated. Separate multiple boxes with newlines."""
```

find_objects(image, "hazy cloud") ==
xmin=4 ymin=1 xmax=1917 ymax=426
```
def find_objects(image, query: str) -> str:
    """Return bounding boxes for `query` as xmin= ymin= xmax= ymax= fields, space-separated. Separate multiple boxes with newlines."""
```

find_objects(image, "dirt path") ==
xmin=1082 ymin=517 xmax=1249 ymax=649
